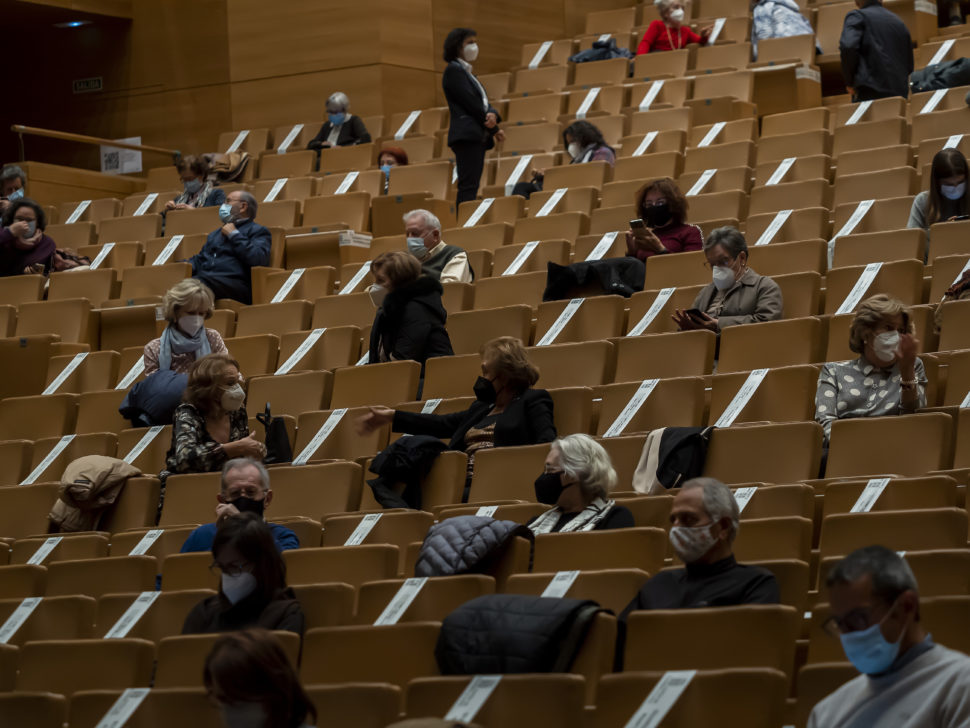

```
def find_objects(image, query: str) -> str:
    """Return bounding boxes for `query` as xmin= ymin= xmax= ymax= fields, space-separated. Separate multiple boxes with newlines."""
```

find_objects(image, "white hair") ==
xmin=403 ymin=208 xmax=442 ymax=232
xmin=221 ymin=457 xmax=270 ymax=492
xmin=327 ymin=92 xmax=350 ymax=112
xmin=681 ymin=477 xmax=740 ymax=542
xmin=553 ymin=434 xmax=617 ymax=500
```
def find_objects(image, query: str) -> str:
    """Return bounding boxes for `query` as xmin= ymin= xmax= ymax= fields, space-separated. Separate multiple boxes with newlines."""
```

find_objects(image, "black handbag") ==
xmin=256 ymin=403 xmax=292 ymax=464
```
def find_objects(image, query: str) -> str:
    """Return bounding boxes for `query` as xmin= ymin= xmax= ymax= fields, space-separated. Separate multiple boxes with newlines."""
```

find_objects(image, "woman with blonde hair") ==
xmin=144 ymin=278 xmax=228 ymax=375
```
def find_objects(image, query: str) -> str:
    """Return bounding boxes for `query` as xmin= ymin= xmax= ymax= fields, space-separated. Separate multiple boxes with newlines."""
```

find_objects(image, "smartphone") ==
xmin=630 ymin=219 xmax=651 ymax=240
xmin=684 ymin=308 xmax=706 ymax=320
xmin=951 ymin=215 xmax=970 ymax=221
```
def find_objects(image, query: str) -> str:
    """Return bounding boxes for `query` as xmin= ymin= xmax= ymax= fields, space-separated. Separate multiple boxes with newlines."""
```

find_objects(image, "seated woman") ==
xmin=637 ymin=0 xmax=711 ymax=54
xmin=751 ymin=0 xmax=816 ymax=60
xmin=165 ymin=155 xmax=226 ymax=212
xmin=0 ymin=198 xmax=56 ymax=276
xmin=514 ymin=120 xmax=615 ymax=198
xmin=166 ymin=353 xmax=265 ymax=475
xmin=625 ymin=178 xmax=703 ymax=261
xmin=358 ymin=336 xmax=556 ymax=496
xmin=379 ymin=146 xmax=409 ymax=194
xmin=145 ymin=279 xmax=228 ymax=375
xmin=528 ymin=434 xmax=634 ymax=534
xmin=907 ymin=148 xmax=968 ymax=241
xmin=306 ymin=92 xmax=372 ymax=150
xmin=365 ymin=251 xmax=454 ymax=368
xmin=183 ymin=514 xmax=304 ymax=635
xmin=815 ymin=294 xmax=927 ymax=444
xmin=672 ymin=226 xmax=783 ymax=333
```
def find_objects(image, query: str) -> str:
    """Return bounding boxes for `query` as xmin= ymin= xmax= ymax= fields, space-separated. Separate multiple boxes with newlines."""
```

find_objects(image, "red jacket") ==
xmin=637 ymin=20 xmax=704 ymax=54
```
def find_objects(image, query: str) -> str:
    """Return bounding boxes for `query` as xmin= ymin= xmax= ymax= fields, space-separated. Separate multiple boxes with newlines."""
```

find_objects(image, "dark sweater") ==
xmin=181 ymin=587 xmax=304 ymax=635
xmin=368 ymin=275 xmax=454 ymax=366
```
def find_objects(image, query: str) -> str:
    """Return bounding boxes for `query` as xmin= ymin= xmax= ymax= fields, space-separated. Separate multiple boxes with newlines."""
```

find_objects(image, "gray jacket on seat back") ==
xmin=415 ymin=516 xmax=533 ymax=577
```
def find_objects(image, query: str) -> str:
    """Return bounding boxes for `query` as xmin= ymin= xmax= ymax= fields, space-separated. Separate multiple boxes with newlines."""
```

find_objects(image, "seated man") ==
xmin=190 ymin=190 xmax=270 ymax=304
xmin=404 ymin=208 xmax=473 ymax=284
xmin=809 ymin=545 xmax=970 ymax=727
xmin=0 ymin=164 xmax=26 ymax=218
xmin=180 ymin=457 xmax=298 ymax=553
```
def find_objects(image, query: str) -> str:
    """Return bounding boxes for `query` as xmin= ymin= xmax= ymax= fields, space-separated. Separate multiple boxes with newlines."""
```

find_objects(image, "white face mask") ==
xmin=567 ymin=142 xmax=583 ymax=160
xmin=219 ymin=703 xmax=267 ymax=728
xmin=669 ymin=7 xmax=686 ymax=22
xmin=940 ymin=181 xmax=965 ymax=200
xmin=871 ymin=331 xmax=900 ymax=363
xmin=368 ymin=284 xmax=387 ymax=308
xmin=221 ymin=383 xmax=246 ymax=412
xmin=669 ymin=522 xmax=718 ymax=563
xmin=177 ymin=314 xmax=204 ymax=337
xmin=712 ymin=265 xmax=736 ymax=291
xmin=463 ymin=42 xmax=479 ymax=62
xmin=221 ymin=571 xmax=256 ymax=604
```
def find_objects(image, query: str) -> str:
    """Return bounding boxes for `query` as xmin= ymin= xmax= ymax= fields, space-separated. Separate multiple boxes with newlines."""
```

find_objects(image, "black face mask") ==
xmin=231 ymin=496 xmax=265 ymax=517
xmin=644 ymin=201 xmax=672 ymax=228
xmin=534 ymin=471 xmax=566 ymax=505
xmin=473 ymin=376 xmax=497 ymax=403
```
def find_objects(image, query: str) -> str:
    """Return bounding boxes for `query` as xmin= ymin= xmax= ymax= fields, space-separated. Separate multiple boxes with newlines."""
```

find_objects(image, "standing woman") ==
xmin=442 ymin=28 xmax=504 ymax=205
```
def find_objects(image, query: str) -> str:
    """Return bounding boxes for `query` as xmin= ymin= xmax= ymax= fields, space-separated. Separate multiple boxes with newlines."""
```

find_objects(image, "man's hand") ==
xmin=221 ymin=222 xmax=237 ymax=238
xmin=215 ymin=502 xmax=240 ymax=523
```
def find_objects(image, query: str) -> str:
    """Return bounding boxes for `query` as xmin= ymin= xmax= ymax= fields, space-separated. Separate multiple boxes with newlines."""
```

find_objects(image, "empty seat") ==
xmin=355 ymin=575 xmax=495 ymax=624
xmin=284 ymin=545 xmax=399 ymax=589
xmin=826 ymin=412 xmax=953 ymax=478
xmin=533 ymin=527 xmax=667 ymax=575
xmin=46 ymin=556 xmax=157 ymax=598
xmin=703 ymin=422 xmax=824 ymax=484
xmin=16 ymin=638 xmax=155 ymax=695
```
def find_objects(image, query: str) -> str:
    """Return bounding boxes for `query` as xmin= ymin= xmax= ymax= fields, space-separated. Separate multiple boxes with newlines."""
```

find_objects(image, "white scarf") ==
xmin=457 ymin=58 xmax=489 ymax=111
xmin=529 ymin=497 xmax=617 ymax=535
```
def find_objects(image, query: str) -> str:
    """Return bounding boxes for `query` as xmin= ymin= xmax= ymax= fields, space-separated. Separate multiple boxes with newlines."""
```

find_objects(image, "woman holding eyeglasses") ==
xmin=625 ymin=178 xmax=703 ymax=261
xmin=671 ymin=226 xmax=783 ymax=333
xmin=182 ymin=513 xmax=304 ymax=635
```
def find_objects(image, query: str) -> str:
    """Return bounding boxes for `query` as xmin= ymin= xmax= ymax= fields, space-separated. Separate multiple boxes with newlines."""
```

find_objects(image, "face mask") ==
xmin=473 ymin=375 xmax=497 ymax=403
xmin=221 ymin=383 xmax=246 ymax=412
xmin=177 ymin=314 xmax=204 ymax=337
xmin=839 ymin=609 xmax=905 ymax=674
xmin=712 ymin=264 xmax=737 ymax=291
xmin=20 ymin=221 xmax=37 ymax=238
xmin=219 ymin=703 xmax=267 ymax=728
xmin=407 ymin=236 xmax=429 ymax=259
xmin=567 ymin=142 xmax=583 ymax=160
xmin=231 ymin=495 xmax=265 ymax=518
xmin=534 ymin=471 xmax=567 ymax=505
xmin=940 ymin=181 xmax=965 ymax=200
xmin=218 ymin=202 xmax=234 ymax=223
xmin=381 ymin=164 xmax=393 ymax=176
xmin=7 ymin=188 xmax=23 ymax=201
xmin=221 ymin=571 xmax=257 ymax=604
xmin=669 ymin=7 xmax=686 ymax=21
xmin=183 ymin=179 xmax=202 ymax=195
xmin=872 ymin=331 xmax=900 ymax=363
xmin=463 ymin=43 xmax=479 ymax=62
xmin=367 ymin=284 xmax=387 ymax=308
xmin=669 ymin=522 xmax=718 ymax=563
xmin=328 ymin=112 xmax=346 ymax=126
xmin=644 ymin=201 xmax=672 ymax=228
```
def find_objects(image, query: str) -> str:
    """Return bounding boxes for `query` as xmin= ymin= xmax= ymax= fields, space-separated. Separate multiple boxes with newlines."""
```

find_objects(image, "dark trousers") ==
xmin=451 ymin=140 xmax=487 ymax=205
xmin=852 ymin=86 xmax=901 ymax=102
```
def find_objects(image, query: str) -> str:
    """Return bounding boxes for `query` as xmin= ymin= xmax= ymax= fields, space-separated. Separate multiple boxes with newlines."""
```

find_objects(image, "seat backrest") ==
xmin=246 ymin=370 xmax=332 ymax=418
xmin=826 ymin=412 xmax=953 ymax=478
xmin=304 ymin=684 xmax=401 ymax=728
xmin=468 ymin=443 xmax=553 ymax=503
xmin=355 ymin=574 xmax=495 ymax=624
xmin=95 ymin=589 xmax=215 ymax=642
xmin=718 ymin=317 xmax=825 ymax=373
xmin=533 ymin=527 xmax=667 ymax=574
xmin=0 ymin=595 xmax=95 ymax=646
xmin=46 ymin=556 xmax=157 ymax=598
xmin=819 ymin=508 xmax=968 ymax=559
xmin=527 ymin=340 xmax=615 ymax=389
xmin=16 ymin=638 xmax=155 ymax=694
xmin=595 ymin=377 xmax=705 ymax=436
xmin=703 ymin=421 xmax=824 ymax=484
xmin=709 ymin=364 xmax=820 ymax=425
xmin=284 ymin=545 xmax=399 ymax=588
xmin=330 ymin=360 xmax=420 ymax=408
xmin=446 ymin=305 xmax=532 ymax=355
xmin=505 ymin=568 xmax=650 ymax=614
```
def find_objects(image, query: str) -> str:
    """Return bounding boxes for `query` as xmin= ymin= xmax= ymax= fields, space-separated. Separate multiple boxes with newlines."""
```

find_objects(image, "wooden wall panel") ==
xmin=21 ymin=162 xmax=144 ymax=207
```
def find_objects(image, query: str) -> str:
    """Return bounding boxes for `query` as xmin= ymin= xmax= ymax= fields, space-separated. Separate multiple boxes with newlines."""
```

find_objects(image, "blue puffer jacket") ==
xmin=189 ymin=218 xmax=271 ymax=304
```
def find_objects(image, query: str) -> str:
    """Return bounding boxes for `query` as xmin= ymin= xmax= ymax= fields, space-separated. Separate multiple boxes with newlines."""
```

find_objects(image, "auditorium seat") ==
xmin=717 ymin=317 xmax=825 ymax=373
xmin=355 ymin=575 xmax=495 ymax=624
xmin=595 ymin=377 xmax=706 ymax=435
xmin=304 ymin=684 xmax=401 ymax=728
xmin=10 ymin=533 xmax=109 ymax=565
xmin=0 ymin=594 xmax=95 ymax=645
xmin=819 ymin=508 xmax=968 ymax=562
xmin=284 ymin=545 xmax=399 ymax=589
xmin=15 ymin=638 xmax=155 ymax=695
xmin=504 ymin=568 xmax=650 ymax=614
xmin=703 ymin=422 xmax=824 ymax=484
xmin=533 ymin=527 xmax=667 ymax=575
xmin=0 ymin=693 xmax=67 ymax=728
xmin=46 ymin=556 xmax=157 ymax=598
xmin=155 ymin=631 xmax=299 ymax=688
xmin=708 ymin=364 xmax=820 ymax=425
xmin=467 ymin=443 xmax=551 ymax=502
xmin=293 ymin=406 xmax=386 ymax=462
xmin=826 ymin=412 xmax=953 ymax=478
xmin=68 ymin=687 xmax=220 ymax=728
xmin=94 ymin=588 xmax=215 ymax=642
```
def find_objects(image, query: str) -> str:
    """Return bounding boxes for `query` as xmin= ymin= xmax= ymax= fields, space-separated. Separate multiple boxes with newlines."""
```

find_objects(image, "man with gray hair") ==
xmin=808 ymin=545 xmax=970 ymax=727
xmin=179 ymin=457 xmax=298 ymax=553
xmin=404 ymin=208 xmax=473 ymax=283
xmin=189 ymin=188 xmax=270 ymax=304
xmin=0 ymin=164 xmax=27 ymax=217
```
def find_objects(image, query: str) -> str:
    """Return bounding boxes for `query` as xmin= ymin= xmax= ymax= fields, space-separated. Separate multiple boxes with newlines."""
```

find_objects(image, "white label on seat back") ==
xmin=421 ymin=399 xmax=442 ymax=414
xmin=334 ymin=170 xmax=359 ymax=194
xmin=851 ymin=477 xmax=891 ymax=513
xmin=293 ymin=409 xmax=348 ymax=466
xmin=355 ymin=352 xmax=370 ymax=366
xmin=464 ymin=198 xmax=495 ymax=228
xmin=104 ymin=591 xmax=161 ymax=639
xmin=633 ymin=131 xmax=658 ymax=157
xmin=733 ymin=486 xmax=757 ymax=512
xmin=374 ymin=577 xmax=428 ymax=625
xmin=835 ymin=261 xmax=883 ymax=315
xmin=638 ymin=81 xmax=665 ymax=111
xmin=128 ymin=529 xmax=164 ymax=556
xmin=961 ymin=389 xmax=970 ymax=408
xmin=828 ymin=199 xmax=874 ymax=266
xmin=344 ymin=512 xmax=382 ymax=545
xmin=754 ymin=209 xmax=792 ymax=246
xmin=920 ymin=88 xmax=947 ymax=114
xmin=627 ymin=287 xmax=676 ymax=336
xmin=26 ymin=537 xmax=63 ymax=565
xmin=275 ymin=327 xmax=325 ymax=375
xmin=575 ymin=87 xmax=601 ymax=120
xmin=394 ymin=110 xmax=421 ymax=140
xmin=536 ymin=187 xmax=568 ymax=217
xmin=444 ymin=675 xmax=503 ymax=722
xmin=943 ymin=134 xmax=963 ymax=150
xmin=714 ymin=368 xmax=769 ymax=427
xmin=116 ymin=356 xmax=146 ymax=390
xmin=697 ymin=121 xmax=725 ymax=148
xmin=65 ymin=200 xmax=91 ymax=224
xmin=152 ymin=235 xmax=184 ymax=266
xmin=277 ymin=123 xmax=304 ymax=153
xmin=686 ymin=169 xmax=716 ymax=196
xmin=43 ymin=352 xmax=88 ymax=395
xmin=623 ymin=670 xmax=697 ymax=728
xmin=707 ymin=17 xmax=726 ymax=44
xmin=340 ymin=263 xmax=371 ymax=295
xmin=845 ymin=99 xmax=872 ymax=126
xmin=504 ymin=154 xmax=534 ymax=195
xmin=603 ymin=379 xmax=660 ymax=437
xmin=0 ymin=597 xmax=41 ymax=644
xmin=121 ymin=425 xmax=165 ymax=465
xmin=585 ymin=231 xmax=619 ymax=261
xmin=93 ymin=688 xmax=151 ymax=728
xmin=536 ymin=298 xmax=583 ymax=346
xmin=597 ymin=33 xmax=612 ymax=43
xmin=766 ymin=157 xmax=796 ymax=186
xmin=263 ymin=177 xmax=288 ymax=202
xmin=89 ymin=242 xmax=115 ymax=270
xmin=502 ymin=241 xmax=540 ymax=275
xmin=21 ymin=435 xmax=76 ymax=485
xmin=929 ymin=38 xmax=955 ymax=67
xmin=225 ymin=129 xmax=249 ymax=153
xmin=270 ymin=267 xmax=306 ymax=304
xmin=528 ymin=40 xmax=553 ymax=69
xmin=133 ymin=192 xmax=158 ymax=217
xmin=541 ymin=570 xmax=580 ymax=598
xmin=951 ymin=257 xmax=970 ymax=291
xmin=476 ymin=505 xmax=498 ymax=517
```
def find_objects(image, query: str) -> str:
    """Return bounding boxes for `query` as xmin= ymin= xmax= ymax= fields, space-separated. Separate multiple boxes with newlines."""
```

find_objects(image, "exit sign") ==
xmin=72 ymin=77 xmax=103 ymax=94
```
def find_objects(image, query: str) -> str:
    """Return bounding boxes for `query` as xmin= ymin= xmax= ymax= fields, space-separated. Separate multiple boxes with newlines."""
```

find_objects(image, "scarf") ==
xmin=158 ymin=323 xmax=211 ymax=372
xmin=457 ymin=58 xmax=489 ymax=111
xmin=529 ymin=497 xmax=617 ymax=535
xmin=174 ymin=180 xmax=217 ymax=207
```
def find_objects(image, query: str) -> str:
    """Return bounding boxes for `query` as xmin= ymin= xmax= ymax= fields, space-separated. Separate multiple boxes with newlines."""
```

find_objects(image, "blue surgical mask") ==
xmin=407 ymin=236 xmax=429 ymax=259
xmin=22 ymin=221 xmax=37 ymax=238
xmin=7 ymin=188 xmax=24 ymax=201
xmin=838 ymin=609 xmax=905 ymax=675
xmin=940 ymin=181 xmax=966 ymax=200
xmin=183 ymin=178 xmax=202 ymax=194
xmin=328 ymin=112 xmax=346 ymax=126
xmin=381 ymin=164 xmax=392 ymax=177
xmin=218 ymin=202 xmax=234 ymax=223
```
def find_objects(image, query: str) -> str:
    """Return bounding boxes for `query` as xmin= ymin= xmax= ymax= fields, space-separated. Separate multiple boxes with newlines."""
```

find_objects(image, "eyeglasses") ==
xmin=702 ymin=257 xmax=737 ymax=270
xmin=209 ymin=560 xmax=251 ymax=577
xmin=821 ymin=599 xmax=895 ymax=639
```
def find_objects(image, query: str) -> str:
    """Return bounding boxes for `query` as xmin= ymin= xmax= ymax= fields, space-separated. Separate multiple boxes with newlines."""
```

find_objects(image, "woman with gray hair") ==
xmin=307 ymin=91 xmax=372 ymax=150
xmin=528 ymin=434 xmax=634 ymax=534
xmin=672 ymin=226 xmax=783 ymax=333
xmin=636 ymin=0 xmax=711 ymax=54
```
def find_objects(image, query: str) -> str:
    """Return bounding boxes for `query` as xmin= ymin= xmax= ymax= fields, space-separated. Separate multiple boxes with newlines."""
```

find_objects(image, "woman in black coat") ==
xmin=442 ymin=27 xmax=504 ymax=204
xmin=366 ymin=250 xmax=454 ymax=368
xmin=306 ymin=91 xmax=371 ymax=150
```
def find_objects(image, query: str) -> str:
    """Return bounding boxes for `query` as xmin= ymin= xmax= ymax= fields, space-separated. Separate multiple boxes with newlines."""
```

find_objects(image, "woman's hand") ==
xmin=356 ymin=406 xmax=394 ymax=435
xmin=700 ymin=25 xmax=713 ymax=39
xmin=897 ymin=333 xmax=919 ymax=377
xmin=225 ymin=431 xmax=265 ymax=459
xmin=165 ymin=200 xmax=177 ymax=211
xmin=7 ymin=220 xmax=29 ymax=238
xmin=484 ymin=112 xmax=498 ymax=129
xmin=627 ymin=227 xmax=667 ymax=254
xmin=494 ymin=128 xmax=505 ymax=143
xmin=672 ymin=309 xmax=718 ymax=332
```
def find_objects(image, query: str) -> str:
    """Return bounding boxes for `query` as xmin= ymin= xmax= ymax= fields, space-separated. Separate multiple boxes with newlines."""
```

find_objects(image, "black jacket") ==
xmin=393 ymin=388 xmax=556 ymax=451
xmin=307 ymin=115 xmax=371 ymax=148
xmin=181 ymin=587 xmax=304 ymax=635
xmin=839 ymin=1 xmax=913 ymax=98
xmin=368 ymin=275 xmax=454 ymax=366
xmin=443 ymin=61 xmax=500 ymax=149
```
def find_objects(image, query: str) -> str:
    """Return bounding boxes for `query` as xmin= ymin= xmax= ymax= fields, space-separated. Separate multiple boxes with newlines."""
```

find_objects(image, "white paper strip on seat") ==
xmin=638 ymin=81 xmax=665 ymax=111
xmin=754 ymin=209 xmax=792 ymax=246
xmin=270 ymin=267 xmax=306 ymax=304
xmin=528 ymin=41 xmax=553 ymax=69
xmin=626 ymin=287 xmax=675 ymax=336
xmin=697 ymin=121 xmax=725 ymax=148
xmin=541 ymin=570 xmax=580 ymax=598
xmin=535 ymin=298 xmax=583 ymax=346
xmin=575 ymin=87 xmax=601 ymax=120
xmin=765 ymin=157 xmax=796 ymax=186
xmin=835 ymin=261 xmax=883 ymax=315
xmin=603 ymin=379 xmax=660 ymax=437
xmin=850 ymin=477 xmax=892 ymax=512
xmin=373 ymin=577 xmax=428 ymax=625
xmin=151 ymin=235 xmax=184 ymax=266
xmin=276 ymin=123 xmax=304 ymax=153
xmin=394 ymin=110 xmax=422 ymax=140
xmin=293 ymin=409 xmax=349 ymax=466
xmin=344 ymin=512 xmax=382 ymax=545
xmin=844 ymin=99 xmax=872 ymax=125
xmin=621 ymin=670 xmax=697 ymax=728
xmin=502 ymin=241 xmax=540 ymax=276
xmin=504 ymin=155 xmax=534 ymax=196
xmin=713 ymin=368 xmax=769 ymax=427
xmin=225 ymin=129 xmax=249 ymax=153
xmin=444 ymin=675 xmax=502 ymax=722
xmin=21 ymin=435 xmax=76 ymax=485
xmin=43 ymin=352 xmax=88 ymax=395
